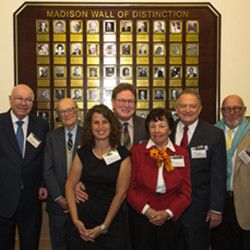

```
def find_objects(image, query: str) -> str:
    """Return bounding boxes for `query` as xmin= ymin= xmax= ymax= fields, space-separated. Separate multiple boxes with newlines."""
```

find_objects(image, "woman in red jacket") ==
xmin=127 ymin=108 xmax=191 ymax=250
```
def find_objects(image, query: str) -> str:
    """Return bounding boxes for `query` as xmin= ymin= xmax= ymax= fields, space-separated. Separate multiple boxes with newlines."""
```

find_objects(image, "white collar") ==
xmin=11 ymin=110 xmax=29 ymax=124
xmin=146 ymin=138 xmax=176 ymax=152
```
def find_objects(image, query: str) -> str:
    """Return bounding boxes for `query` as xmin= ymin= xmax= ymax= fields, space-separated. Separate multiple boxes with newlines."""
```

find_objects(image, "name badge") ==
xmin=191 ymin=145 xmax=207 ymax=159
xmin=26 ymin=133 xmax=41 ymax=148
xmin=103 ymin=149 xmax=121 ymax=165
xmin=171 ymin=155 xmax=185 ymax=167
xmin=238 ymin=149 xmax=250 ymax=165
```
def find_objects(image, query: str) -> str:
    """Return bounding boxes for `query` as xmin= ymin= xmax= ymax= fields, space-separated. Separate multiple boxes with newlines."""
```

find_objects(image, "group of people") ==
xmin=0 ymin=83 xmax=249 ymax=250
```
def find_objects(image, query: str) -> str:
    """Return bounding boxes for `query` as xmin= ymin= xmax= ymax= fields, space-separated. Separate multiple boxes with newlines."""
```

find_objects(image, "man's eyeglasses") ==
xmin=14 ymin=96 xmax=33 ymax=104
xmin=116 ymin=99 xmax=135 ymax=105
xmin=58 ymin=107 xmax=76 ymax=116
xmin=221 ymin=106 xmax=244 ymax=114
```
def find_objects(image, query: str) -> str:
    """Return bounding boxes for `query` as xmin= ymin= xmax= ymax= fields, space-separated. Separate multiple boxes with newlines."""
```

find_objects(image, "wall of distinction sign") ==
xmin=14 ymin=2 xmax=221 ymax=128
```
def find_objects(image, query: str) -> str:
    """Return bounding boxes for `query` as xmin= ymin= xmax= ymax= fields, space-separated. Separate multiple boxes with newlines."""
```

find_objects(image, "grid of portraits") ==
xmin=36 ymin=18 xmax=199 ymax=125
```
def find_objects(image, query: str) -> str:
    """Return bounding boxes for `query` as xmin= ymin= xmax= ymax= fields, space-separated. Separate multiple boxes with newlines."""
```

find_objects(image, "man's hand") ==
xmin=56 ymin=197 xmax=69 ymax=213
xmin=206 ymin=211 xmax=222 ymax=228
xmin=75 ymin=182 xmax=88 ymax=203
xmin=38 ymin=187 xmax=48 ymax=200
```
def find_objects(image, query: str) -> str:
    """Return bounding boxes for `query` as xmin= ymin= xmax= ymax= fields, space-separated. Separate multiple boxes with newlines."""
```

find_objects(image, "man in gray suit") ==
xmin=43 ymin=98 xmax=82 ymax=250
xmin=170 ymin=89 xmax=227 ymax=250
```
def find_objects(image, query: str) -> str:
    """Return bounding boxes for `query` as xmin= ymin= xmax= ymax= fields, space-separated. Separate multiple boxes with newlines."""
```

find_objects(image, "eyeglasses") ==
xmin=14 ymin=96 xmax=33 ymax=104
xmin=58 ymin=107 xmax=76 ymax=116
xmin=116 ymin=99 xmax=135 ymax=105
xmin=222 ymin=106 xmax=244 ymax=114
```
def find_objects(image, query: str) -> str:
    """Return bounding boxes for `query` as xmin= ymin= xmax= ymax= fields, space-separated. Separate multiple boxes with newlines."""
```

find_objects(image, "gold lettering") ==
xmin=91 ymin=10 xmax=115 ymax=18
xmin=46 ymin=10 xmax=88 ymax=18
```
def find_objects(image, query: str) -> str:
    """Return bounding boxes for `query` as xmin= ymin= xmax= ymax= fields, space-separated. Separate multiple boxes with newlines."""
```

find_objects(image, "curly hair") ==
xmin=145 ymin=108 xmax=174 ymax=134
xmin=82 ymin=104 xmax=121 ymax=149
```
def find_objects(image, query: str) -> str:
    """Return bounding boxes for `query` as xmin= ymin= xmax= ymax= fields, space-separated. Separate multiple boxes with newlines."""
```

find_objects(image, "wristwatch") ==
xmin=100 ymin=224 xmax=108 ymax=234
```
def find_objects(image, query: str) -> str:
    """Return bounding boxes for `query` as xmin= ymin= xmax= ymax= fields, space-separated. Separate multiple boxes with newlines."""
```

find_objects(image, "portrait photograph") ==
xmin=137 ymin=21 xmax=148 ymax=33
xmin=87 ymin=88 xmax=99 ymax=101
xmin=187 ymin=20 xmax=199 ymax=33
xmin=38 ymin=66 xmax=49 ymax=79
xmin=104 ymin=66 xmax=116 ymax=78
xmin=138 ymin=89 xmax=148 ymax=101
xmin=36 ymin=20 xmax=49 ymax=33
xmin=71 ymin=43 xmax=82 ymax=56
xmin=120 ymin=20 xmax=132 ymax=33
xmin=186 ymin=43 xmax=199 ymax=56
xmin=154 ymin=66 xmax=165 ymax=78
xmin=37 ymin=43 xmax=49 ymax=56
xmin=121 ymin=66 xmax=132 ymax=78
xmin=88 ymin=66 xmax=99 ymax=78
xmin=71 ymin=88 xmax=83 ymax=100
xmin=186 ymin=66 xmax=198 ymax=78
xmin=54 ymin=66 xmax=66 ymax=78
xmin=104 ymin=20 xmax=116 ymax=33
xmin=53 ymin=20 xmax=66 ymax=33
xmin=170 ymin=43 xmax=182 ymax=56
xmin=154 ymin=88 xmax=165 ymax=100
xmin=137 ymin=43 xmax=149 ymax=56
xmin=54 ymin=43 xmax=66 ymax=56
xmin=37 ymin=111 xmax=50 ymax=121
xmin=70 ymin=20 xmax=82 ymax=33
xmin=54 ymin=89 xmax=66 ymax=100
xmin=170 ymin=20 xmax=182 ymax=33
xmin=87 ymin=20 xmax=99 ymax=33
xmin=170 ymin=66 xmax=182 ymax=79
xmin=71 ymin=66 xmax=83 ymax=78
xmin=136 ymin=110 xmax=149 ymax=119
xmin=87 ymin=43 xmax=99 ymax=56
xmin=121 ymin=43 xmax=132 ymax=56
xmin=104 ymin=43 xmax=116 ymax=56
xmin=37 ymin=88 xmax=50 ymax=101
xmin=137 ymin=66 xmax=148 ymax=78
xmin=169 ymin=88 xmax=182 ymax=101
xmin=153 ymin=21 xmax=165 ymax=33
xmin=154 ymin=44 xmax=165 ymax=56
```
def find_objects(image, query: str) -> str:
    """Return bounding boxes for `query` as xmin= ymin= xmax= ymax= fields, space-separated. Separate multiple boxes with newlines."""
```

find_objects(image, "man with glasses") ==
xmin=170 ymin=89 xmax=227 ymax=250
xmin=0 ymin=84 xmax=49 ymax=250
xmin=211 ymin=95 xmax=250 ymax=250
xmin=43 ymin=98 xmax=82 ymax=250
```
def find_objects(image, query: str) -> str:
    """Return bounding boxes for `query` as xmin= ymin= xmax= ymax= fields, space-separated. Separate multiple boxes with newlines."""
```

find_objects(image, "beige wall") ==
xmin=1 ymin=0 xmax=249 ymax=116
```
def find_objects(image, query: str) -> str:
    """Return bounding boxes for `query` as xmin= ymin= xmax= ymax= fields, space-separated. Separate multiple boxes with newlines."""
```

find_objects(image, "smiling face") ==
xmin=9 ymin=84 xmax=34 ymax=119
xmin=112 ymin=90 xmax=135 ymax=121
xmin=91 ymin=112 xmax=111 ymax=141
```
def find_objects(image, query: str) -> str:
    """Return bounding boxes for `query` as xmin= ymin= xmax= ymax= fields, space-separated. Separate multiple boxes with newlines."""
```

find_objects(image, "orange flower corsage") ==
xmin=149 ymin=147 xmax=174 ymax=172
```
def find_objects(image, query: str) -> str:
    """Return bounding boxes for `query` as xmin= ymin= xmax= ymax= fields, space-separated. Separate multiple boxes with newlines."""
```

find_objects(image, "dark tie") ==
xmin=122 ymin=122 xmax=131 ymax=149
xmin=16 ymin=120 xmax=24 ymax=154
xmin=180 ymin=125 xmax=189 ymax=148
xmin=67 ymin=132 xmax=73 ymax=151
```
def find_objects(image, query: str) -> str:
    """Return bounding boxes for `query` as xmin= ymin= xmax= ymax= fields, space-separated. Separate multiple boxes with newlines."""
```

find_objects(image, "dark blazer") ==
xmin=0 ymin=111 xmax=49 ymax=218
xmin=132 ymin=115 xmax=148 ymax=145
xmin=43 ymin=126 xmax=82 ymax=214
xmin=170 ymin=119 xmax=227 ymax=226
xmin=127 ymin=142 xmax=191 ymax=220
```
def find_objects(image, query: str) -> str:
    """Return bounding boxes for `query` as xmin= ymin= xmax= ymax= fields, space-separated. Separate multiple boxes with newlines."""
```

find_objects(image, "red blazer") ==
xmin=127 ymin=141 xmax=191 ymax=221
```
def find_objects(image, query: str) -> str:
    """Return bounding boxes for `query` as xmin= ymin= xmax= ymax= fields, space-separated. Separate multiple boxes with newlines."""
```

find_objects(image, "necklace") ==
xmin=92 ymin=146 xmax=111 ymax=159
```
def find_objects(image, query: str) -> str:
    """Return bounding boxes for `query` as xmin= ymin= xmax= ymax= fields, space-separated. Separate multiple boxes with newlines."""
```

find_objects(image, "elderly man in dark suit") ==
xmin=0 ymin=84 xmax=49 ymax=250
xmin=170 ymin=89 xmax=227 ymax=250
xmin=43 ymin=98 xmax=82 ymax=250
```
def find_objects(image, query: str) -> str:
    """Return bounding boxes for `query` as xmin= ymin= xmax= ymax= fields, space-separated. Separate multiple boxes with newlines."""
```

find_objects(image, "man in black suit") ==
xmin=0 ymin=84 xmax=49 ymax=250
xmin=43 ymin=98 xmax=82 ymax=250
xmin=170 ymin=89 xmax=227 ymax=250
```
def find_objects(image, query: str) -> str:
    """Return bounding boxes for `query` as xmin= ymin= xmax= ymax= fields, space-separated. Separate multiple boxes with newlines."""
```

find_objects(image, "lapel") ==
xmin=57 ymin=127 xmax=67 ymax=172
xmin=73 ymin=126 xmax=82 ymax=155
xmin=188 ymin=119 xmax=204 ymax=148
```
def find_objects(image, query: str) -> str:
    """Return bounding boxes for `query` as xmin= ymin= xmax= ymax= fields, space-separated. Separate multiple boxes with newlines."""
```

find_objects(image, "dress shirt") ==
xmin=120 ymin=117 xmax=134 ymax=145
xmin=11 ymin=110 xmax=29 ymax=157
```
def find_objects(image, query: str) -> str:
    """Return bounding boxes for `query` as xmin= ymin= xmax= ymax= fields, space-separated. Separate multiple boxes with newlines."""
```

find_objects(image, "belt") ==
xmin=227 ymin=191 xmax=234 ymax=198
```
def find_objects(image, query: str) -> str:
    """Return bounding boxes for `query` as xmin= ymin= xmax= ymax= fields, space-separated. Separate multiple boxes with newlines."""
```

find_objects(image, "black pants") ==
xmin=211 ymin=191 xmax=250 ymax=250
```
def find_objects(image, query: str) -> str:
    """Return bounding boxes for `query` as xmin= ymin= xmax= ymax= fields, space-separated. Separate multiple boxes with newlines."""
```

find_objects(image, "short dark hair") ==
xmin=145 ymin=108 xmax=174 ymax=134
xmin=82 ymin=104 xmax=121 ymax=149
xmin=111 ymin=83 xmax=137 ymax=101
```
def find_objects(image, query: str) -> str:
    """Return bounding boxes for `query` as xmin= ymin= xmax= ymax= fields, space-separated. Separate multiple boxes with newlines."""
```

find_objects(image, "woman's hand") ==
xmin=84 ymin=225 xmax=103 ymax=241
xmin=148 ymin=210 xmax=169 ymax=226
xmin=73 ymin=219 xmax=94 ymax=242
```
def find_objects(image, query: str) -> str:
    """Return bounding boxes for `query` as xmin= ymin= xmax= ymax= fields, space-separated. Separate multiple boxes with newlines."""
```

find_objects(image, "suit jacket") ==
xmin=0 ymin=111 xmax=49 ymax=218
xmin=127 ymin=142 xmax=191 ymax=220
xmin=43 ymin=126 xmax=82 ymax=214
xmin=132 ymin=115 xmax=148 ymax=145
xmin=170 ymin=119 xmax=227 ymax=227
xmin=234 ymin=129 xmax=250 ymax=230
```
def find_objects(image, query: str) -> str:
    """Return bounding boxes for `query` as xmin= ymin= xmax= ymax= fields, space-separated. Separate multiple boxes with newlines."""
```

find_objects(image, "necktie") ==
xmin=122 ymin=122 xmax=131 ymax=149
xmin=16 ymin=120 xmax=24 ymax=155
xmin=180 ymin=125 xmax=189 ymax=148
xmin=67 ymin=132 xmax=73 ymax=151
xmin=226 ymin=129 xmax=233 ymax=150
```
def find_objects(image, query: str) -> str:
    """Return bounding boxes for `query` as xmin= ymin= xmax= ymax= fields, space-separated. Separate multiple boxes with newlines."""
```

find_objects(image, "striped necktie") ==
xmin=67 ymin=132 xmax=73 ymax=151
xmin=122 ymin=122 xmax=131 ymax=149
